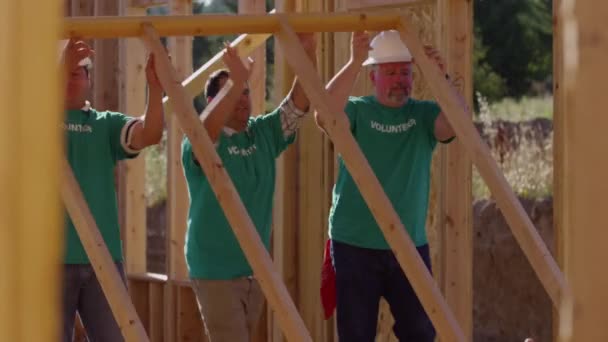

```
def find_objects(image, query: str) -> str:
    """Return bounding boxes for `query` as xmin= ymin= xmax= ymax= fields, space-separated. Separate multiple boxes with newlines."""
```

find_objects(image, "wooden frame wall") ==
xmin=557 ymin=0 xmax=608 ymax=340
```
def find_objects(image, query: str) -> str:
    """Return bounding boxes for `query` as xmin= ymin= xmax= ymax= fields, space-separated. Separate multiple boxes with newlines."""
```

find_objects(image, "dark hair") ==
xmin=205 ymin=69 xmax=230 ymax=100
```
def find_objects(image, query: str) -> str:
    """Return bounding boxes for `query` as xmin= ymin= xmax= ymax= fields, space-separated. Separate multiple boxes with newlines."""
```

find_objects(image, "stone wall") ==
xmin=473 ymin=197 xmax=554 ymax=342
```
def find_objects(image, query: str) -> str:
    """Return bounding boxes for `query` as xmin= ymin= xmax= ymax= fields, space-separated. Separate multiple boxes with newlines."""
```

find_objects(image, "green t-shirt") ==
xmin=329 ymin=96 xmax=450 ymax=249
xmin=64 ymin=108 xmax=140 ymax=264
xmin=182 ymin=109 xmax=295 ymax=280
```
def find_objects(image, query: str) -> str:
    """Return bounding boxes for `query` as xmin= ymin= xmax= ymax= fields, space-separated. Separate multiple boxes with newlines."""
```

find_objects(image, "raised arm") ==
xmin=315 ymin=31 xmax=370 ymax=128
xmin=200 ymin=45 xmax=252 ymax=143
xmin=279 ymin=33 xmax=318 ymax=138
xmin=130 ymin=53 xmax=165 ymax=149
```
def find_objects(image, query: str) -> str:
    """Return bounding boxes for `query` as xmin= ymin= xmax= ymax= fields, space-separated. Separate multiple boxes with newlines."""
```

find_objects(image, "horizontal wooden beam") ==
xmin=347 ymin=0 xmax=435 ymax=9
xmin=63 ymin=12 xmax=402 ymax=38
xmin=130 ymin=0 xmax=168 ymax=9
xmin=128 ymin=272 xmax=169 ymax=283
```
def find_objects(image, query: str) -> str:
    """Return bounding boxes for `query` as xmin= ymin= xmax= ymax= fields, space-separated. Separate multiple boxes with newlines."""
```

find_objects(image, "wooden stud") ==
xmin=93 ymin=0 xmax=120 ymax=111
xmin=166 ymin=0 xmax=191 ymax=283
xmin=176 ymin=286 xmax=206 ymax=342
xmin=559 ymin=0 xmax=608 ymax=340
xmin=239 ymin=0 xmax=267 ymax=116
xmin=118 ymin=2 xmax=148 ymax=276
xmin=238 ymin=3 xmax=269 ymax=342
xmin=437 ymin=0 xmax=473 ymax=339
xmin=60 ymin=158 xmax=149 ymax=341
xmin=396 ymin=17 xmax=571 ymax=309
xmin=293 ymin=1 xmax=335 ymax=341
xmin=271 ymin=0 xmax=299 ymax=340
xmin=141 ymin=24 xmax=313 ymax=342
xmin=128 ymin=279 xmax=151 ymax=333
xmin=275 ymin=18 xmax=465 ymax=342
xmin=0 ymin=1 xmax=63 ymax=341
xmin=553 ymin=0 xmax=567 ymax=339
xmin=164 ymin=1 xmax=193 ymax=341
xmin=149 ymin=282 xmax=165 ymax=342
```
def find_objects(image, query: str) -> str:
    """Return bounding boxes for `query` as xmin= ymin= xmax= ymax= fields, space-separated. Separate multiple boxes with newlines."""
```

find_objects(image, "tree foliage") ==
xmin=474 ymin=0 xmax=553 ymax=100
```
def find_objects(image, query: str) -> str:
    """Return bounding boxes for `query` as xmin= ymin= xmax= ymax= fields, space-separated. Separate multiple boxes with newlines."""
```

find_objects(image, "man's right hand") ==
xmin=350 ymin=31 xmax=371 ymax=65
xmin=62 ymin=38 xmax=94 ymax=73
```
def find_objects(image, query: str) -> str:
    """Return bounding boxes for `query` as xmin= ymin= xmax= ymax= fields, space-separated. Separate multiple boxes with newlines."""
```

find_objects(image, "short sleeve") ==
xmin=250 ymin=108 xmax=296 ymax=158
xmin=413 ymin=100 xmax=446 ymax=146
xmin=344 ymin=97 xmax=359 ymax=133
xmin=106 ymin=111 xmax=142 ymax=161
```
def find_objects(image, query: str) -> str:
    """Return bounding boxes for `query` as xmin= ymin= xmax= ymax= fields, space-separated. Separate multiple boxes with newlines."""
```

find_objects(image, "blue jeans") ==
xmin=331 ymin=240 xmax=435 ymax=342
xmin=62 ymin=263 xmax=125 ymax=342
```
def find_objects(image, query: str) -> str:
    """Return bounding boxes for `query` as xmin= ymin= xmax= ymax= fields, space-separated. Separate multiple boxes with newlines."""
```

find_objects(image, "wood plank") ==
xmin=149 ymin=282 xmax=165 ymax=342
xmin=397 ymin=17 xmax=570 ymax=309
xmin=119 ymin=3 xmax=148 ymax=276
xmin=62 ymin=12 xmax=405 ymax=38
xmin=93 ymin=0 xmax=120 ymax=111
xmin=347 ymin=0 xmax=435 ymax=10
xmin=271 ymin=1 xmax=298 ymax=341
xmin=60 ymin=158 xmax=149 ymax=341
xmin=239 ymin=0 xmax=267 ymax=116
xmin=238 ymin=3 xmax=269 ymax=342
xmin=176 ymin=286 xmax=206 ymax=342
xmin=128 ymin=279 xmax=151 ymax=333
xmin=275 ymin=18 xmax=465 ymax=342
xmin=294 ymin=1 xmax=335 ymax=341
xmin=0 ymin=1 xmax=63 ymax=341
xmin=560 ymin=0 xmax=608 ymax=340
xmin=165 ymin=2 xmax=193 ymax=342
xmin=553 ymin=0 xmax=566 ymax=339
xmin=141 ymin=24 xmax=313 ymax=342
xmin=437 ymin=0 xmax=473 ymax=340
xmin=167 ymin=0 xmax=191 ymax=283
xmin=130 ymin=0 xmax=167 ymax=8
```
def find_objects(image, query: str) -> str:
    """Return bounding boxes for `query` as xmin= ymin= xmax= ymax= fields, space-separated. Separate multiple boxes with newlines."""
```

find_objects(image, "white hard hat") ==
xmin=362 ymin=30 xmax=412 ymax=66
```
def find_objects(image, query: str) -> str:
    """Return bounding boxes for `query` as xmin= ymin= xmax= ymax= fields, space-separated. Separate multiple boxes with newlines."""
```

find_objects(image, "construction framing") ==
xmin=55 ymin=9 xmax=570 ymax=342
xmin=9 ymin=0 xmax=607 ymax=341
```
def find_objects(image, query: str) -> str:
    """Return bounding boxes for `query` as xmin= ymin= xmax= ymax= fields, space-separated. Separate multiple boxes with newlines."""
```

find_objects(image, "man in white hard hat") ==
xmin=60 ymin=38 xmax=165 ymax=342
xmin=318 ymin=30 xmax=467 ymax=341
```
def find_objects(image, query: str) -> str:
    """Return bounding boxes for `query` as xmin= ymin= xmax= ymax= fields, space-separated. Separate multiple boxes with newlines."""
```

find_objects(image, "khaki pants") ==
xmin=191 ymin=277 xmax=264 ymax=342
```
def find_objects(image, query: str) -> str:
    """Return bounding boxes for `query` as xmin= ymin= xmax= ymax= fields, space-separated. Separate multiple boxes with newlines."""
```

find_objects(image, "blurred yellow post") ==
xmin=0 ymin=1 xmax=63 ymax=341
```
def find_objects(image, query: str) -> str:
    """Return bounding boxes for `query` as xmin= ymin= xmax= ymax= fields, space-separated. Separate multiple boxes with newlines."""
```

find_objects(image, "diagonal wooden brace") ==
xmin=274 ymin=18 xmax=466 ymax=342
xmin=396 ymin=17 xmax=571 ymax=309
xmin=140 ymin=24 xmax=312 ymax=342
xmin=162 ymin=9 xmax=276 ymax=114
xmin=60 ymin=158 xmax=149 ymax=342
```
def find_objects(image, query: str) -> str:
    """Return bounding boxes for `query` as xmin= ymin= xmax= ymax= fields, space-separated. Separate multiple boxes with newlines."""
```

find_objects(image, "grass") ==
xmin=479 ymin=95 xmax=553 ymax=121
xmin=472 ymin=93 xmax=553 ymax=199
